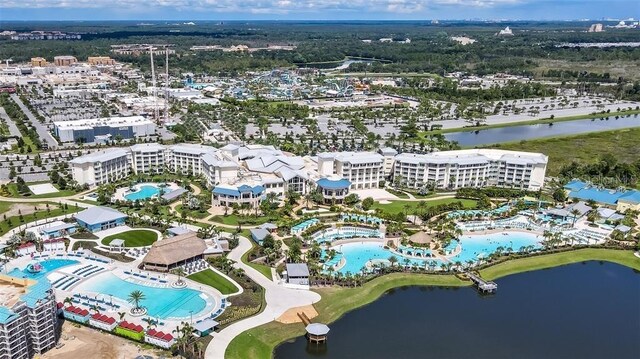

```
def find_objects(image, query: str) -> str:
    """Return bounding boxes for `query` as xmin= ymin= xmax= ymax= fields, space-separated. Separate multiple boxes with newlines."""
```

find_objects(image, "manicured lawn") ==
xmin=0 ymin=205 xmax=80 ymax=236
xmin=5 ymin=182 xmax=78 ymax=199
xmin=491 ymin=127 xmax=640 ymax=176
xmin=480 ymin=248 xmax=640 ymax=280
xmin=0 ymin=201 xmax=12 ymax=215
xmin=209 ymin=214 xmax=274 ymax=226
xmin=225 ymin=248 xmax=640 ymax=359
xmin=241 ymin=242 xmax=274 ymax=280
xmin=176 ymin=204 xmax=210 ymax=219
xmin=101 ymin=229 xmax=158 ymax=247
xmin=187 ymin=269 xmax=239 ymax=295
xmin=371 ymin=198 xmax=477 ymax=214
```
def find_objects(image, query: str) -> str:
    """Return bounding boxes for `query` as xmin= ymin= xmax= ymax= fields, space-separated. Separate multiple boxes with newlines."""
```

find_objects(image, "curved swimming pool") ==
xmin=124 ymin=185 xmax=161 ymax=201
xmin=78 ymin=273 xmax=210 ymax=319
xmin=326 ymin=231 xmax=542 ymax=274
xmin=8 ymin=259 xmax=80 ymax=279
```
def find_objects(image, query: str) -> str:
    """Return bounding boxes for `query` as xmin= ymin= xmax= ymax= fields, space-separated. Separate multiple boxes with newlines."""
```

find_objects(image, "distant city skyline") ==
xmin=0 ymin=0 xmax=637 ymax=22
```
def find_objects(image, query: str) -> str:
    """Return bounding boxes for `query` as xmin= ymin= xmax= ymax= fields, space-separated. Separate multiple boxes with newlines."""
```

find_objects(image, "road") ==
xmin=0 ymin=107 xmax=22 ymax=137
xmin=10 ymin=93 xmax=59 ymax=149
xmin=204 ymin=236 xmax=321 ymax=359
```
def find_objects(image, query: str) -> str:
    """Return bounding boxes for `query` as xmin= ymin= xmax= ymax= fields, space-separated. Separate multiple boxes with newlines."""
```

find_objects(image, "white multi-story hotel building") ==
xmin=129 ymin=143 xmax=167 ymax=174
xmin=0 ymin=276 xmax=58 ymax=359
xmin=69 ymin=148 xmax=131 ymax=186
xmin=392 ymin=149 xmax=548 ymax=191
xmin=317 ymin=151 xmax=385 ymax=190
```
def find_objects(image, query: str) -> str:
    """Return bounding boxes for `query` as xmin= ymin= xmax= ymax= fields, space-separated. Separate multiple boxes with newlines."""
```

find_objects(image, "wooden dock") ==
xmin=467 ymin=272 xmax=498 ymax=294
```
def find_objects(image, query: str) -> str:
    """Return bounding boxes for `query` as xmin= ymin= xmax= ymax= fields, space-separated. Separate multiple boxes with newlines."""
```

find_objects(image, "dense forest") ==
xmin=2 ymin=20 xmax=639 ymax=83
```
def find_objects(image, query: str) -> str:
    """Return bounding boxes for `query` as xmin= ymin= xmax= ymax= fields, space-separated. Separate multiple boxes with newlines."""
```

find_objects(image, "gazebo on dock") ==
xmin=306 ymin=323 xmax=330 ymax=343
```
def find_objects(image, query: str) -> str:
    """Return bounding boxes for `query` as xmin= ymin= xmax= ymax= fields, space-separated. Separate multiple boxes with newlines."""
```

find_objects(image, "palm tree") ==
xmin=89 ymin=304 xmax=100 ymax=314
xmin=127 ymin=290 xmax=146 ymax=312
xmin=388 ymin=255 xmax=398 ymax=268
xmin=117 ymin=311 xmax=126 ymax=321
xmin=171 ymin=267 xmax=186 ymax=285
xmin=63 ymin=297 xmax=73 ymax=307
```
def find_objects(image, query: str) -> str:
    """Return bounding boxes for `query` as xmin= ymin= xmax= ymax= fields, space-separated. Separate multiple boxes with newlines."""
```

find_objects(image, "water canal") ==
xmin=444 ymin=114 xmax=640 ymax=146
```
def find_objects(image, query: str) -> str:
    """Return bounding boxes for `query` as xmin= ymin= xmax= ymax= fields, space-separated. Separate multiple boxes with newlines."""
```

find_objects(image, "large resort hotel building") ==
xmin=54 ymin=116 xmax=156 ymax=143
xmin=391 ymin=149 xmax=548 ymax=191
xmin=70 ymin=144 xmax=548 ymax=204
xmin=0 ymin=275 xmax=58 ymax=359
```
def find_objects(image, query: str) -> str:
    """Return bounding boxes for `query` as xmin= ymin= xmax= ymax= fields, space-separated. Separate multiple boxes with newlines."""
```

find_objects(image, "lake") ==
xmin=275 ymin=262 xmax=640 ymax=359
xmin=444 ymin=115 xmax=640 ymax=147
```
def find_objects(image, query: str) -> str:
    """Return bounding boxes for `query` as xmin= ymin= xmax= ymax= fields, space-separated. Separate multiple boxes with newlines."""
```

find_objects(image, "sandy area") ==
xmin=42 ymin=321 xmax=170 ymax=359
xmin=276 ymin=304 xmax=318 ymax=324
xmin=4 ymin=203 xmax=51 ymax=217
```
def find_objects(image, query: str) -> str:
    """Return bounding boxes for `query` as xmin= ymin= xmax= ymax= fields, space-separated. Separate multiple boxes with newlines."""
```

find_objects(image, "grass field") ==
xmin=225 ymin=248 xmax=640 ymax=359
xmin=187 ymin=269 xmax=239 ymax=295
xmin=491 ymin=127 xmax=640 ymax=176
xmin=0 ymin=201 xmax=12 ymax=215
xmin=101 ymin=229 xmax=158 ymax=247
xmin=209 ymin=214 xmax=274 ymax=226
xmin=371 ymin=198 xmax=477 ymax=214
xmin=5 ymin=182 xmax=78 ymax=199
xmin=0 ymin=205 xmax=80 ymax=236
xmin=241 ymin=242 xmax=274 ymax=280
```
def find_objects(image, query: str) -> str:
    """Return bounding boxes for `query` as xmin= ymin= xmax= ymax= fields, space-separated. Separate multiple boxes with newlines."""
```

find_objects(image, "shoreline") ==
xmin=225 ymin=247 xmax=640 ymax=359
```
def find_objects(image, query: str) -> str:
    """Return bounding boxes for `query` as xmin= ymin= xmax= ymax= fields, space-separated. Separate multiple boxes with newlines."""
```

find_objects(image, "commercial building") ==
xmin=53 ymin=56 xmax=77 ymax=66
xmin=564 ymin=180 xmax=640 ymax=212
xmin=74 ymin=206 xmax=128 ymax=232
xmin=0 ymin=275 xmax=58 ymax=359
xmin=87 ymin=56 xmax=116 ymax=66
xmin=392 ymin=149 xmax=548 ymax=191
xmin=69 ymin=148 xmax=131 ymax=186
xmin=54 ymin=116 xmax=156 ymax=143
xmin=30 ymin=57 xmax=48 ymax=67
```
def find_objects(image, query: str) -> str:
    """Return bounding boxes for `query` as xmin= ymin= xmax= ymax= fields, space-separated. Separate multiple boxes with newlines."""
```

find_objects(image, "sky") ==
xmin=0 ymin=0 xmax=638 ymax=21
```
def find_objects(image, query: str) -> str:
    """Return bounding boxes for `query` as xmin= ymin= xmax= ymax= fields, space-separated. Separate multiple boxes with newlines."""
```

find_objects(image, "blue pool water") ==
xmin=8 ymin=259 xmax=79 ymax=279
xmin=328 ymin=242 xmax=433 ymax=274
xmin=329 ymin=232 xmax=542 ymax=274
xmin=81 ymin=273 xmax=208 ymax=319
xmin=125 ymin=185 xmax=160 ymax=201
xmin=449 ymin=232 xmax=542 ymax=264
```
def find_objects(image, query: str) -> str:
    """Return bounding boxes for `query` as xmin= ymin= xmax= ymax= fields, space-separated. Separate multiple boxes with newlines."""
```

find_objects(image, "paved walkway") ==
xmin=204 ymin=236 xmax=321 ymax=359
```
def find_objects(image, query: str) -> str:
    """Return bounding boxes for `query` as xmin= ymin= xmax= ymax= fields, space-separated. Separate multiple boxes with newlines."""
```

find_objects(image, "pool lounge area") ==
xmin=312 ymin=226 xmax=384 ymax=243
xmin=290 ymin=218 xmax=320 ymax=235
xmin=324 ymin=231 xmax=543 ymax=274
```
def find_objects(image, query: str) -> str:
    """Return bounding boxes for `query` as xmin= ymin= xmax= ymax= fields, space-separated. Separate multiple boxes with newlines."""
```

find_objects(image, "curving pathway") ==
xmin=204 ymin=236 xmax=321 ymax=359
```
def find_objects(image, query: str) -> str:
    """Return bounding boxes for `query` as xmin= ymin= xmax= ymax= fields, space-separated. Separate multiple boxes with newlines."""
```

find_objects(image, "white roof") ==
xmin=54 ymin=116 xmax=151 ymax=130
xmin=69 ymin=148 xmax=129 ymax=164
xmin=130 ymin=143 xmax=166 ymax=152
xmin=395 ymin=149 xmax=547 ymax=166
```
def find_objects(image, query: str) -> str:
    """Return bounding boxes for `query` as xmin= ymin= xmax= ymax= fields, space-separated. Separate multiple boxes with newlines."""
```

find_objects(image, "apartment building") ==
xmin=317 ymin=152 xmax=385 ymax=190
xmin=392 ymin=149 xmax=548 ymax=191
xmin=0 ymin=276 xmax=58 ymax=359
xmin=70 ymin=148 xmax=131 ymax=186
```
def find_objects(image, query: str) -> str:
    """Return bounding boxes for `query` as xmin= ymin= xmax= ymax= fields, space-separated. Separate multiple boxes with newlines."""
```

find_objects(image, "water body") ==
xmin=444 ymin=115 xmax=640 ymax=146
xmin=275 ymin=262 xmax=640 ymax=359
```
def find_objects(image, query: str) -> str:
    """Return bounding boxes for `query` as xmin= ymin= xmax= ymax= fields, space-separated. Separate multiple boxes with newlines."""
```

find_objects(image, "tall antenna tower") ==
xmin=149 ymin=46 xmax=159 ymax=123
xmin=164 ymin=48 xmax=169 ymax=123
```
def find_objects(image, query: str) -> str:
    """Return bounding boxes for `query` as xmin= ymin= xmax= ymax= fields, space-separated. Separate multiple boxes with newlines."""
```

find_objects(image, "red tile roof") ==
xmin=118 ymin=321 xmax=143 ymax=333
xmin=91 ymin=314 xmax=116 ymax=325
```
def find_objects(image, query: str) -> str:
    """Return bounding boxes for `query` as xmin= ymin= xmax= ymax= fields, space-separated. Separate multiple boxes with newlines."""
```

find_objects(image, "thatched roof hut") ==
xmin=408 ymin=231 xmax=433 ymax=245
xmin=142 ymin=232 xmax=206 ymax=272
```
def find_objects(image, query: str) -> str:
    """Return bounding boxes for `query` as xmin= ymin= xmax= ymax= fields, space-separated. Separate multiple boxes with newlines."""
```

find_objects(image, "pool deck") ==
xmin=112 ymin=182 xmax=181 ymax=202
xmin=7 ymin=249 xmax=226 ymax=333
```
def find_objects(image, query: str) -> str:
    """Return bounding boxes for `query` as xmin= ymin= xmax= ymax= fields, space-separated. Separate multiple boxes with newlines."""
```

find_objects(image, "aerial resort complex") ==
xmin=0 ymin=10 xmax=639 ymax=359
